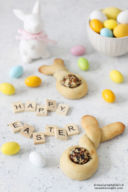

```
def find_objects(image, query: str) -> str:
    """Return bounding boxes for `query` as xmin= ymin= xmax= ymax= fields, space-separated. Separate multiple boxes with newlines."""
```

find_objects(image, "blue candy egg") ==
xmin=10 ymin=66 xmax=24 ymax=78
xmin=100 ymin=28 xmax=113 ymax=37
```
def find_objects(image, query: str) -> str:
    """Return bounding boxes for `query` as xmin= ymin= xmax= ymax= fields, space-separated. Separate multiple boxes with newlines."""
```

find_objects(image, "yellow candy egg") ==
xmin=25 ymin=76 xmax=42 ymax=87
xmin=113 ymin=24 xmax=128 ymax=38
xmin=102 ymin=7 xmax=121 ymax=20
xmin=1 ymin=142 xmax=20 ymax=155
xmin=0 ymin=82 xmax=15 ymax=95
xmin=90 ymin=19 xmax=104 ymax=33
xmin=110 ymin=70 xmax=124 ymax=83
xmin=104 ymin=19 xmax=117 ymax=30
xmin=102 ymin=89 xmax=116 ymax=103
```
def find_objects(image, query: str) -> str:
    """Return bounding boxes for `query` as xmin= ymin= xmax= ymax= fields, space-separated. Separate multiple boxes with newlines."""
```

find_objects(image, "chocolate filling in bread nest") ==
xmin=69 ymin=147 xmax=92 ymax=165
xmin=61 ymin=74 xmax=81 ymax=88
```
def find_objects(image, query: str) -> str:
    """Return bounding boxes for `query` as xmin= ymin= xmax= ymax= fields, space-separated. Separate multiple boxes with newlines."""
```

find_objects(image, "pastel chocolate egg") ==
xmin=113 ymin=24 xmax=128 ymax=38
xmin=29 ymin=151 xmax=46 ymax=168
xmin=25 ymin=76 xmax=42 ymax=87
xmin=71 ymin=45 xmax=85 ymax=56
xmin=10 ymin=65 xmax=24 ymax=78
xmin=100 ymin=28 xmax=113 ymax=37
xmin=89 ymin=10 xmax=107 ymax=22
xmin=117 ymin=10 xmax=128 ymax=24
xmin=110 ymin=70 xmax=124 ymax=83
xmin=90 ymin=19 xmax=104 ymax=33
xmin=1 ymin=142 xmax=20 ymax=155
xmin=102 ymin=7 xmax=121 ymax=20
xmin=0 ymin=83 xmax=15 ymax=95
xmin=102 ymin=89 xmax=116 ymax=103
xmin=104 ymin=19 xmax=117 ymax=30
xmin=78 ymin=57 xmax=89 ymax=71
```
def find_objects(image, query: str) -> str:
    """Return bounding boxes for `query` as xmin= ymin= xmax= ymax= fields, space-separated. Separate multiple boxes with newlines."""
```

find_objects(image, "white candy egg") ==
xmin=117 ymin=10 xmax=128 ymax=24
xmin=89 ymin=10 xmax=107 ymax=22
xmin=29 ymin=151 xmax=46 ymax=168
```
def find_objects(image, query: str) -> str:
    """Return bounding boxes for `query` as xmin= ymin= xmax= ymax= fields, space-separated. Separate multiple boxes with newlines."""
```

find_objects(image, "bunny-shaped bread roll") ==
xmin=60 ymin=115 xmax=125 ymax=180
xmin=39 ymin=58 xmax=88 ymax=99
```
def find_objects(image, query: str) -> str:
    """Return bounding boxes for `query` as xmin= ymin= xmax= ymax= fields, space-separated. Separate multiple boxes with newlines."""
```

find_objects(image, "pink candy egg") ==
xmin=71 ymin=45 xmax=86 ymax=56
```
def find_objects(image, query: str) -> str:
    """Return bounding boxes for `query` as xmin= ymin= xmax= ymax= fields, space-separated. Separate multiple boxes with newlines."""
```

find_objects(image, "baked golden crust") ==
xmin=56 ymin=74 xmax=88 ymax=99
xmin=60 ymin=144 xmax=98 ymax=180
xmin=81 ymin=115 xmax=101 ymax=148
xmin=81 ymin=115 xmax=125 ymax=144
xmin=101 ymin=122 xmax=125 ymax=142
xmin=38 ymin=58 xmax=68 ymax=75
xmin=39 ymin=58 xmax=88 ymax=100
xmin=60 ymin=115 xmax=125 ymax=181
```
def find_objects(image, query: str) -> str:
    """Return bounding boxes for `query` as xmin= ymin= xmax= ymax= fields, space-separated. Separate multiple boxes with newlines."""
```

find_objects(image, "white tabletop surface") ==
xmin=0 ymin=0 xmax=128 ymax=192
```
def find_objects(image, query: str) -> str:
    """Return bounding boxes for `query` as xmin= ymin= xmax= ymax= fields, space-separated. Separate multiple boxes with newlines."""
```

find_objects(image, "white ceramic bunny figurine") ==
xmin=13 ymin=1 xmax=51 ymax=63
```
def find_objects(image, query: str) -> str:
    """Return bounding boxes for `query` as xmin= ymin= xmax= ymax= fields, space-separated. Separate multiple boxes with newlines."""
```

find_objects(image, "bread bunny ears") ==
xmin=60 ymin=115 xmax=125 ymax=180
xmin=39 ymin=58 xmax=88 ymax=99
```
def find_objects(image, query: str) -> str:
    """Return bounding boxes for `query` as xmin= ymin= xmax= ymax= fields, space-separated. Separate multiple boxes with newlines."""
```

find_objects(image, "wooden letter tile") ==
xmin=55 ymin=128 xmax=68 ymax=140
xmin=36 ymin=105 xmax=47 ymax=116
xmin=56 ymin=104 xmax=69 ymax=116
xmin=33 ymin=132 xmax=45 ymax=144
xmin=46 ymin=99 xmax=56 ymax=112
xmin=8 ymin=121 xmax=23 ymax=133
xmin=12 ymin=102 xmax=24 ymax=113
xmin=65 ymin=124 xmax=79 ymax=136
xmin=25 ymin=102 xmax=37 ymax=112
xmin=20 ymin=124 xmax=34 ymax=138
xmin=44 ymin=125 xmax=57 ymax=136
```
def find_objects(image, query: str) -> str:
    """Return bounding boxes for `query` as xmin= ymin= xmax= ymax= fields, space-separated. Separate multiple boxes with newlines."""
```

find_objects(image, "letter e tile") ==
xmin=8 ymin=121 xmax=23 ymax=133
xmin=55 ymin=128 xmax=68 ymax=140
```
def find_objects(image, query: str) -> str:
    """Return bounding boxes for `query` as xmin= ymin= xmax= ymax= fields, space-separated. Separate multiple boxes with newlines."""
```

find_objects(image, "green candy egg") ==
xmin=78 ymin=57 xmax=89 ymax=71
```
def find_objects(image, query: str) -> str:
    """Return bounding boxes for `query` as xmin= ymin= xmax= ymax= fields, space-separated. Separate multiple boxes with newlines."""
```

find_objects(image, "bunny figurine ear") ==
xmin=32 ymin=1 xmax=40 ymax=15
xmin=13 ymin=9 xmax=25 ymax=21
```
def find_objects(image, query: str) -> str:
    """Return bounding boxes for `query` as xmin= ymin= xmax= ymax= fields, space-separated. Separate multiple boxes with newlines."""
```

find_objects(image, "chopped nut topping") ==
xmin=61 ymin=74 xmax=81 ymax=88
xmin=69 ymin=147 xmax=91 ymax=165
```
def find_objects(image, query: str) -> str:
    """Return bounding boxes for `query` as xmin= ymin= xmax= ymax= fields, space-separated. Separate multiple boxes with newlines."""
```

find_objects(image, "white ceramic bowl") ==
xmin=87 ymin=22 xmax=128 ymax=56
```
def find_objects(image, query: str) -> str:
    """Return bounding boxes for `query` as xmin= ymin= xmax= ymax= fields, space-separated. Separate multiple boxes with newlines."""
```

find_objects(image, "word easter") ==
xmin=8 ymin=121 xmax=80 ymax=145
xmin=12 ymin=99 xmax=70 ymax=116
